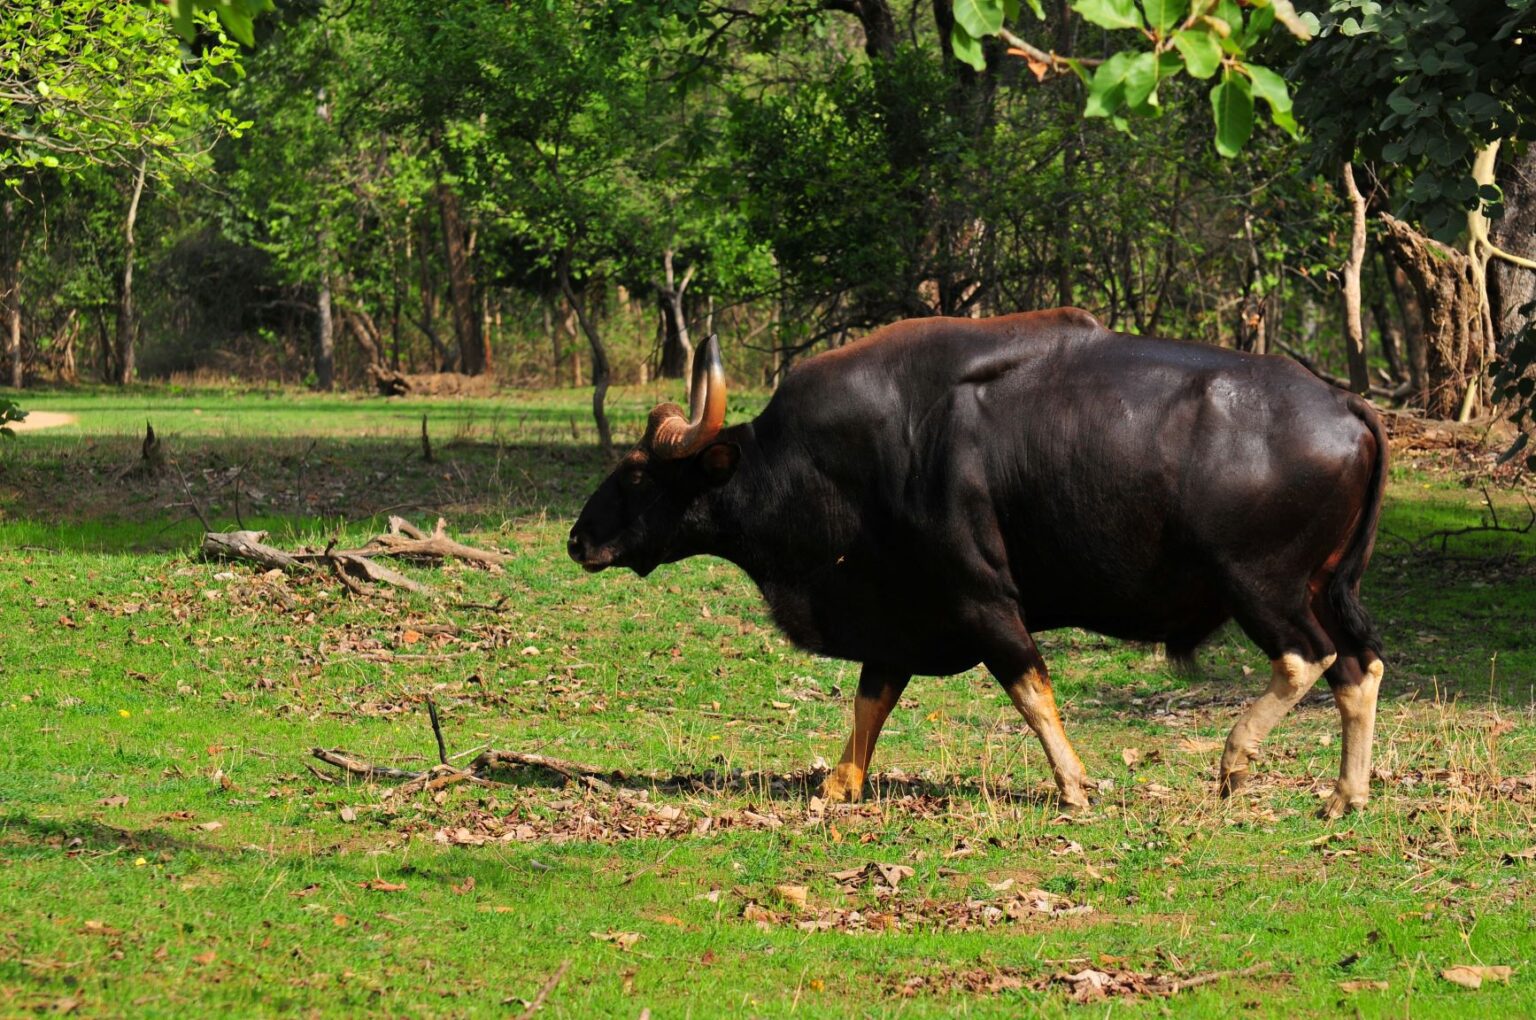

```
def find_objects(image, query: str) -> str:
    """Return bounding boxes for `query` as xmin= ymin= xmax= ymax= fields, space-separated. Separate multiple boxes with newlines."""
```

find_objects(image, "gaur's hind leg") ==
xmin=1320 ymin=654 xmax=1384 ymax=819
xmin=985 ymin=626 xmax=1092 ymax=811
xmin=1309 ymin=587 xmax=1386 ymax=818
xmin=1221 ymin=602 xmax=1336 ymax=796
xmin=820 ymin=664 xmax=910 ymax=803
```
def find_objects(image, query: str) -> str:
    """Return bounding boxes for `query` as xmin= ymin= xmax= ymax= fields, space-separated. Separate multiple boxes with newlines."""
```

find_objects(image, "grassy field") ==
xmin=2 ymin=386 xmax=1535 ymax=1018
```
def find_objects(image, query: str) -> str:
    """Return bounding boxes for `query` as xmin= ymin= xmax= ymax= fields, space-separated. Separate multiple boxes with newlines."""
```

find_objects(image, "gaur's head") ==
xmin=567 ymin=335 xmax=740 ymax=577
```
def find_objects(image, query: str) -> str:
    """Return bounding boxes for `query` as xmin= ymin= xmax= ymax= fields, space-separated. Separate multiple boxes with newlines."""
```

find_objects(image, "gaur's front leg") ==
xmin=985 ymin=624 xmax=1093 ymax=811
xmin=820 ymin=664 xmax=910 ymax=803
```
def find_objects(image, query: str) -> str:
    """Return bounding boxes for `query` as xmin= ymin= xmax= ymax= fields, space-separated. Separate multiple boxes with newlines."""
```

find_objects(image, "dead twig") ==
xmin=1415 ymin=487 xmax=1536 ymax=553
xmin=1165 ymin=962 xmax=1273 ymax=994
xmin=516 ymin=960 xmax=571 ymax=1020
xmin=426 ymin=696 xmax=448 ymax=766
xmin=310 ymin=747 xmax=432 ymax=782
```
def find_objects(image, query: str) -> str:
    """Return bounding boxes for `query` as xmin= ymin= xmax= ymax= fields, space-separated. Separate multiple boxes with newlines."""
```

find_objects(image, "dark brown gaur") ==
xmin=569 ymin=312 xmax=1388 ymax=819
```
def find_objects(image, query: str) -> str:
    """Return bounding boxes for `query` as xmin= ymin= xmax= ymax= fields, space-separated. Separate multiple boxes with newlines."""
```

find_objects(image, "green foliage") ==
xmin=160 ymin=0 xmax=273 ymax=46
xmin=950 ymin=0 xmax=1305 ymax=153
xmin=1292 ymin=0 xmax=1536 ymax=239
xmin=0 ymin=397 xmax=24 ymax=438
xmin=1076 ymin=1 xmax=1302 ymax=150
xmin=0 ymin=0 xmax=246 ymax=181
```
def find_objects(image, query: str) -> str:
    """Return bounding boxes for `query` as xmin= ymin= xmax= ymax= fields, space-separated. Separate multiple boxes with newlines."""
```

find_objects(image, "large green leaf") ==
xmin=1142 ymin=0 xmax=1188 ymax=34
xmin=1210 ymin=67 xmax=1253 ymax=156
xmin=1123 ymin=50 xmax=1183 ymax=109
xmin=1245 ymin=63 xmax=1298 ymax=136
xmin=1083 ymin=51 xmax=1134 ymax=118
xmin=1172 ymin=28 xmax=1222 ymax=78
xmin=953 ymin=0 xmax=1005 ymax=39
xmin=950 ymin=22 xmax=988 ymax=71
xmin=1072 ymin=0 xmax=1143 ymax=31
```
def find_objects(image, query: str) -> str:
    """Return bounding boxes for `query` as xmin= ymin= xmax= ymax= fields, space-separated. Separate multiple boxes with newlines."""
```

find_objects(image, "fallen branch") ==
xmin=199 ymin=515 xmax=509 ymax=599
xmin=517 ymin=960 xmax=571 ymax=1020
xmin=311 ymin=747 xmax=434 ymax=782
xmin=350 ymin=516 xmax=510 ymax=567
xmin=1165 ymin=962 xmax=1273 ymax=994
xmin=200 ymin=531 xmax=307 ymax=573
xmin=1415 ymin=486 xmax=1536 ymax=553
xmin=310 ymin=698 xmax=620 ymax=798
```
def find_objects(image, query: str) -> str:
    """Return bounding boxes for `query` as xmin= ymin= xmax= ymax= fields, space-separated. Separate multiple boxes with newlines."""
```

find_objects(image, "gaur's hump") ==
xmin=1006 ymin=306 xmax=1101 ymax=333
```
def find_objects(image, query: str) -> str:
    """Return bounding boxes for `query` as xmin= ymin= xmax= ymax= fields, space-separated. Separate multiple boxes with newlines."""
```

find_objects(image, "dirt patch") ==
xmin=8 ymin=411 xmax=78 ymax=432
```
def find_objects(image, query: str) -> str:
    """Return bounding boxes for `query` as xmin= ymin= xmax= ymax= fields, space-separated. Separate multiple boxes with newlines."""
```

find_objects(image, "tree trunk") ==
xmin=315 ymin=275 xmax=335 ymax=390
xmin=558 ymin=254 xmax=611 ymax=455
xmin=1236 ymin=210 xmax=1267 ymax=355
xmin=59 ymin=308 xmax=78 ymax=384
xmin=437 ymin=183 xmax=484 ymax=375
xmin=1382 ymin=246 xmax=1426 ymax=402
xmin=542 ymin=297 xmax=562 ymax=384
xmin=114 ymin=157 xmax=148 ymax=387
xmin=1339 ymin=163 xmax=1371 ymax=394
xmin=656 ymin=249 xmax=694 ymax=380
xmin=342 ymin=307 xmax=385 ymax=372
xmin=1371 ymin=298 xmax=1404 ymax=384
xmin=1 ymin=195 xmax=23 ymax=390
xmin=1378 ymin=212 xmax=1490 ymax=419
xmin=3 ymin=255 xmax=18 ymax=390
xmin=1487 ymin=141 xmax=1536 ymax=355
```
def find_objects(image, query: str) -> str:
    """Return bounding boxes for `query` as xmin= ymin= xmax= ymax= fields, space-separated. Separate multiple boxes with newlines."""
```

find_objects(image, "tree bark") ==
xmin=114 ymin=157 xmax=148 ymax=387
xmin=315 ymin=275 xmax=335 ymax=390
xmin=3 ymin=252 xmax=18 ymax=390
xmin=656 ymin=249 xmax=694 ymax=380
xmin=437 ymin=183 xmax=485 ymax=375
xmin=1486 ymin=141 xmax=1536 ymax=355
xmin=1378 ymin=212 xmax=1489 ymax=419
xmin=59 ymin=308 xmax=78 ymax=385
xmin=558 ymin=253 xmax=611 ymax=454
xmin=1371 ymin=298 xmax=1404 ymax=384
xmin=342 ymin=307 xmax=385 ymax=372
xmin=1339 ymin=163 xmax=1371 ymax=394
xmin=1382 ymin=246 xmax=1426 ymax=402
xmin=1 ymin=194 xmax=25 ymax=390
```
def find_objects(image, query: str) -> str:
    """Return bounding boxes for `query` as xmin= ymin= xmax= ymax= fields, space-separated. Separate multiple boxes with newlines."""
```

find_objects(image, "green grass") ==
xmin=2 ymin=388 xmax=1535 ymax=1017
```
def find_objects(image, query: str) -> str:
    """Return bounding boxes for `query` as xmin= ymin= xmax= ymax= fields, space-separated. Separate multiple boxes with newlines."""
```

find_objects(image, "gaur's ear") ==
xmin=698 ymin=442 xmax=740 ymax=485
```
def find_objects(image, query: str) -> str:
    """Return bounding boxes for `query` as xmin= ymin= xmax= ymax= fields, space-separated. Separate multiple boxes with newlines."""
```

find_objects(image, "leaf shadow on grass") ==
xmin=478 ymin=759 xmax=1065 ymax=810
xmin=0 ymin=811 xmax=233 ymax=857
xmin=1 ymin=434 xmax=613 ymax=552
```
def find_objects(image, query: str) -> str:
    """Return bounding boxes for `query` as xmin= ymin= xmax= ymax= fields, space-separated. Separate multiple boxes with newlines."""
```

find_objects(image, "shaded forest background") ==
xmin=2 ymin=0 xmax=1534 ymax=454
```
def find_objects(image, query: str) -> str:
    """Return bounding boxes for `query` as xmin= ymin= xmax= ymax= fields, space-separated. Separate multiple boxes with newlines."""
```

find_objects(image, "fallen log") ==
xmin=309 ymin=745 xmax=616 ymax=795
xmin=200 ymin=530 xmax=307 ymax=573
xmin=368 ymin=365 xmax=498 ymax=397
xmin=199 ymin=517 xmax=509 ymax=599
xmin=288 ymin=517 xmax=510 ymax=569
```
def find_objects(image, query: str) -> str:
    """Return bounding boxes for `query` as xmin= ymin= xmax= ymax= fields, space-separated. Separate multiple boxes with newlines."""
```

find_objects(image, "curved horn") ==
xmin=650 ymin=334 xmax=727 ymax=459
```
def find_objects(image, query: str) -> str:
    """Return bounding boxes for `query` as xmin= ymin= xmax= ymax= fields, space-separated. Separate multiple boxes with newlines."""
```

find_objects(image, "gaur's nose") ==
xmin=566 ymin=529 xmax=584 ymax=562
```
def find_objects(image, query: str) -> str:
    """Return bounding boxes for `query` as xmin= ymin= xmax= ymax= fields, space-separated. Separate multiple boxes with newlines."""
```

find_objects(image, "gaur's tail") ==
xmin=1326 ymin=395 xmax=1388 ymax=659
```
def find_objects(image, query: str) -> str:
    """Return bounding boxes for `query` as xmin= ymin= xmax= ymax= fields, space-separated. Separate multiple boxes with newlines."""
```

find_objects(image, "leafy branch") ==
xmin=950 ymin=0 xmax=1313 ymax=156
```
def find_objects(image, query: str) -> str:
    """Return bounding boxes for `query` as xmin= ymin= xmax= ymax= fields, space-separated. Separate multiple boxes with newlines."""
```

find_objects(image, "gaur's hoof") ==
xmin=1057 ymin=784 xmax=1093 ymax=812
xmin=819 ymin=765 xmax=864 ymax=804
xmin=1218 ymin=769 xmax=1249 ymax=797
xmin=1319 ymin=787 xmax=1368 ymax=820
